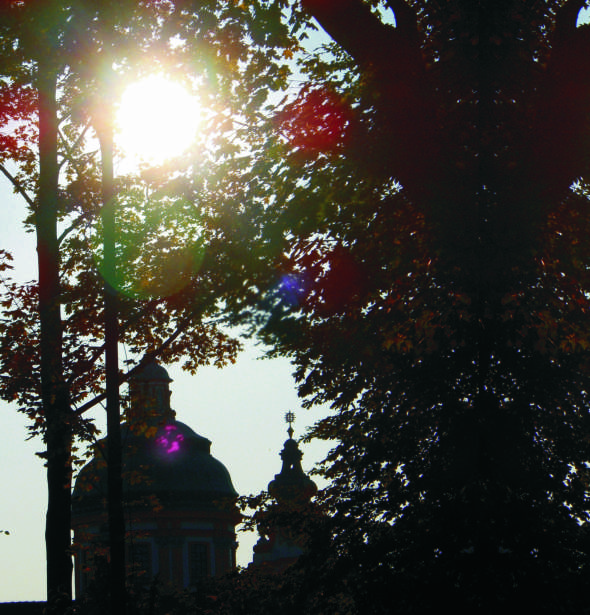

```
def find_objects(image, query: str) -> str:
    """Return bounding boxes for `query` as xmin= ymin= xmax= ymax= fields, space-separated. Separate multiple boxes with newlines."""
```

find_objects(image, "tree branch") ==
xmin=72 ymin=306 xmax=204 ymax=416
xmin=0 ymin=163 xmax=34 ymax=208
xmin=553 ymin=0 xmax=588 ymax=43
xmin=66 ymin=296 xmax=164 ymax=389
xmin=57 ymin=121 xmax=92 ymax=168
xmin=57 ymin=215 xmax=87 ymax=246
xmin=385 ymin=0 xmax=419 ymax=38
xmin=301 ymin=0 xmax=400 ymax=67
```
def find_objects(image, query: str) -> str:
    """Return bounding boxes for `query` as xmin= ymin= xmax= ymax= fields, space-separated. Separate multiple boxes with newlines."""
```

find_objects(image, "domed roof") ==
xmin=131 ymin=360 xmax=173 ymax=382
xmin=72 ymin=361 xmax=236 ymax=516
xmin=72 ymin=419 xmax=237 ymax=515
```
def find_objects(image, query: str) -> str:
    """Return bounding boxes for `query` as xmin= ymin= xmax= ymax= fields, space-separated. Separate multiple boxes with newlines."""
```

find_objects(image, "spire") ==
xmin=252 ymin=413 xmax=318 ymax=569
xmin=268 ymin=413 xmax=317 ymax=503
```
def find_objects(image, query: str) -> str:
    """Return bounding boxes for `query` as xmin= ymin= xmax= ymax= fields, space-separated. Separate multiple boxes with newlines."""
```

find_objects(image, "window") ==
xmin=128 ymin=541 xmax=153 ymax=581
xmin=188 ymin=542 xmax=208 ymax=586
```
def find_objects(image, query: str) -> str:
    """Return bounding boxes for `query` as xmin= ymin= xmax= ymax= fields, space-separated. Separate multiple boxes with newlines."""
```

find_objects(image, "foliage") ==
xmin=216 ymin=0 xmax=590 ymax=612
xmin=0 ymin=0 xmax=307 ymax=432
xmin=5 ymin=0 xmax=590 ymax=611
xmin=0 ymin=0 xmax=312 ymax=607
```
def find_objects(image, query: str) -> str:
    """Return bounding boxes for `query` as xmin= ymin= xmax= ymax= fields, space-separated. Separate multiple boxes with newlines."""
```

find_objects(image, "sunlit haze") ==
xmin=116 ymin=75 xmax=201 ymax=166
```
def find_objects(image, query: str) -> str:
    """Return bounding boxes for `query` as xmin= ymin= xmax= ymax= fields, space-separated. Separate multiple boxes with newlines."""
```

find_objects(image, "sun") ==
xmin=115 ymin=75 xmax=201 ymax=166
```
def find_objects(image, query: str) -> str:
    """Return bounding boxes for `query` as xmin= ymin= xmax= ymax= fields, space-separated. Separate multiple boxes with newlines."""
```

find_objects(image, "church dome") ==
xmin=72 ymin=420 xmax=237 ymax=514
xmin=72 ymin=361 xmax=237 ymax=516
xmin=130 ymin=360 xmax=173 ymax=383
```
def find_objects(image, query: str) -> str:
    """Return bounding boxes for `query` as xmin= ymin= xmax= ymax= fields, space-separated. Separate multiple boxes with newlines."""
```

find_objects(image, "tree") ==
xmin=0 ymin=1 xmax=300 ymax=610
xmin=221 ymin=0 xmax=590 ymax=611
xmin=5 ymin=1 xmax=590 ymax=610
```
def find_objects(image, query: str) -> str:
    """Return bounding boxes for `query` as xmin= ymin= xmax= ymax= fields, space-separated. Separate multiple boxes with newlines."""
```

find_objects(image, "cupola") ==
xmin=268 ymin=413 xmax=317 ymax=504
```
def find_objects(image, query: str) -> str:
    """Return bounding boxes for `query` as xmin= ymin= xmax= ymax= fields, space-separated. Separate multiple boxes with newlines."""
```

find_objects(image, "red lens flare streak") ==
xmin=277 ymin=87 xmax=352 ymax=156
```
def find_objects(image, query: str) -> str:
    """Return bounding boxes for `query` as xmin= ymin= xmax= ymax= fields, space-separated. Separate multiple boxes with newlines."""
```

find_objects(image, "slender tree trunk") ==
xmin=36 ymin=56 xmax=73 ymax=612
xmin=99 ymin=102 xmax=127 ymax=615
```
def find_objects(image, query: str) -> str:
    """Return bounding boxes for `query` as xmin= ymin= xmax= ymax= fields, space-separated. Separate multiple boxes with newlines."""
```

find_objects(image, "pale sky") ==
xmin=0 ymin=175 xmax=331 ymax=602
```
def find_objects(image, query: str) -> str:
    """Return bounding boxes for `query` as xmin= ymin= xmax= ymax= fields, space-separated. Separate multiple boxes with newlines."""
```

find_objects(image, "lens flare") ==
xmin=156 ymin=425 xmax=185 ymax=455
xmin=277 ymin=87 xmax=352 ymax=155
xmin=276 ymin=245 xmax=367 ymax=315
xmin=96 ymin=238 xmax=205 ymax=300
xmin=277 ymin=272 xmax=308 ymax=307
xmin=93 ymin=197 xmax=206 ymax=300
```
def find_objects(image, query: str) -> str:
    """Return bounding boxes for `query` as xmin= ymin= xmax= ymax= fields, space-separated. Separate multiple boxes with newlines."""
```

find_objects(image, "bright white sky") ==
xmin=0 ymin=176 xmax=331 ymax=601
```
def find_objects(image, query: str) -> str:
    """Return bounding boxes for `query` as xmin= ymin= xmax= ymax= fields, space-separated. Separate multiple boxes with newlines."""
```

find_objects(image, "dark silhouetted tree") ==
xmin=222 ymin=1 xmax=590 ymax=612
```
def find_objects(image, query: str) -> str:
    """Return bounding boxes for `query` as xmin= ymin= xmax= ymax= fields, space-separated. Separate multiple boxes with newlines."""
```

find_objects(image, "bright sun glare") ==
xmin=116 ymin=75 xmax=201 ymax=166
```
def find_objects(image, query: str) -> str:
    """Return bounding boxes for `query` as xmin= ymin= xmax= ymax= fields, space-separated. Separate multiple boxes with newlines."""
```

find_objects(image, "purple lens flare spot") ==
xmin=156 ymin=424 xmax=185 ymax=454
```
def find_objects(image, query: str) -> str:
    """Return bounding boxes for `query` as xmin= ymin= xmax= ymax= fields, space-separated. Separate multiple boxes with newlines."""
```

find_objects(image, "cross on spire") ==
xmin=285 ymin=411 xmax=295 ymax=439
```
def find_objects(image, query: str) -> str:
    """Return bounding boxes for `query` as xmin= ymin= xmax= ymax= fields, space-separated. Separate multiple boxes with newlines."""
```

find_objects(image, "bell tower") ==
xmin=252 ymin=413 xmax=317 ymax=570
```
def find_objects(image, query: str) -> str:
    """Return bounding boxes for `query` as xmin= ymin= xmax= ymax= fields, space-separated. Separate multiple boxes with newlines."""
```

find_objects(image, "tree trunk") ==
xmin=36 ymin=56 xmax=73 ymax=612
xmin=99 ymin=100 xmax=128 ymax=615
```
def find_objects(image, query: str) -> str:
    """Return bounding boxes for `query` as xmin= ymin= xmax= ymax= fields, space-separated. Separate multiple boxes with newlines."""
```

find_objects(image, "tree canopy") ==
xmin=227 ymin=0 xmax=590 ymax=612
xmin=3 ymin=0 xmax=590 ymax=612
xmin=0 ymin=1 xmax=307 ymax=609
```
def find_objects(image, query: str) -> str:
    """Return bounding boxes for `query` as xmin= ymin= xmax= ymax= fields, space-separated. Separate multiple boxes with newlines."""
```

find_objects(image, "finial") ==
xmin=285 ymin=411 xmax=295 ymax=439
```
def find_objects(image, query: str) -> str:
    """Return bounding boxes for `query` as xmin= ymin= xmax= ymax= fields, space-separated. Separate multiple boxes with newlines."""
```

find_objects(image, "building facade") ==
xmin=71 ymin=362 xmax=238 ymax=595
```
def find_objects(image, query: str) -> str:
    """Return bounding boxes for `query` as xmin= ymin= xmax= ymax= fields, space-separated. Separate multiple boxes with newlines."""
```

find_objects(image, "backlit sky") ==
xmin=0 ymin=176 xmax=331 ymax=602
